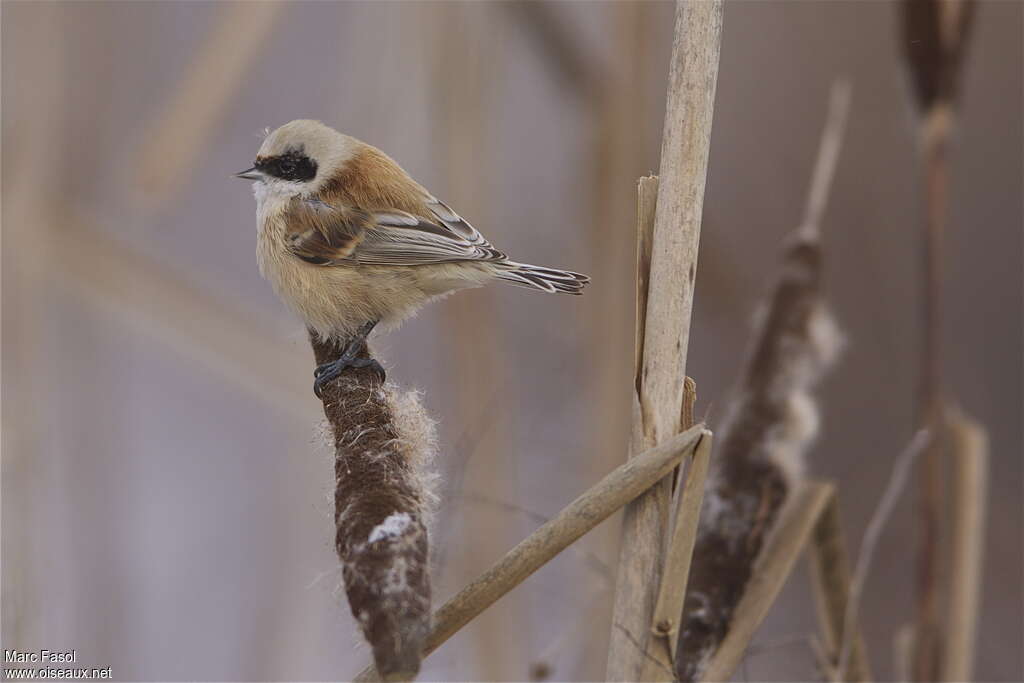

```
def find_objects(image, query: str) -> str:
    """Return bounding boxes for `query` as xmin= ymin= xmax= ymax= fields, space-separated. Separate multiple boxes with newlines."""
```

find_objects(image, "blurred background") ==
xmin=2 ymin=1 xmax=1020 ymax=681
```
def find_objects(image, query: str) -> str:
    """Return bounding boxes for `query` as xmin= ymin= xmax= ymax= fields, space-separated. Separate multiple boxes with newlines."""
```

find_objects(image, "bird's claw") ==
xmin=349 ymin=357 xmax=387 ymax=383
xmin=313 ymin=357 xmax=386 ymax=398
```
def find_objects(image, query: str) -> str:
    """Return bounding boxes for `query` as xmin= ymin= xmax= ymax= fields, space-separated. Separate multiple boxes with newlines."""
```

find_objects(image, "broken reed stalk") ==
xmin=311 ymin=335 xmax=435 ymax=682
xmin=899 ymin=2 xmax=976 ymax=677
xmin=355 ymin=424 xmax=710 ymax=682
xmin=675 ymin=83 xmax=849 ymax=681
xmin=607 ymin=2 xmax=722 ymax=679
xmin=640 ymin=403 xmax=712 ymax=682
xmin=941 ymin=407 xmax=988 ymax=681
xmin=808 ymin=495 xmax=872 ymax=682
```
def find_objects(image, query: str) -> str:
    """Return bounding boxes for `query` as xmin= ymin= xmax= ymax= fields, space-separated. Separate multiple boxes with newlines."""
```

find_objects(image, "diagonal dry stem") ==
xmin=808 ymin=494 xmax=873 ymax=682
xmin=354 ymin=425 xmax=710 ymax=682
xmin=702 ymin=482 xmax=836 ymax=682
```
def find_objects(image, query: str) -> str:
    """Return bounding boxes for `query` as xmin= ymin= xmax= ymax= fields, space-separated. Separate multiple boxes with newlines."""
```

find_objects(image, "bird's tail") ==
xmin=495 ymin=261 xmax=590 ymax=295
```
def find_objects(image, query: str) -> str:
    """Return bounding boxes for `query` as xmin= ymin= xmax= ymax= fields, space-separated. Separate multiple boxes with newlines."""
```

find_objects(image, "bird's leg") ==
xmin=313 ymin=320 xmax=385 ymax=397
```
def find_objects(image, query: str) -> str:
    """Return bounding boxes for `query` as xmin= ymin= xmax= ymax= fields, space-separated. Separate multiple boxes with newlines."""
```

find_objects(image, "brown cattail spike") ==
xmin=311 ymin=333 xmax=435 ymax=681
xmin=900 ymin=0 xmax=976 ymax=112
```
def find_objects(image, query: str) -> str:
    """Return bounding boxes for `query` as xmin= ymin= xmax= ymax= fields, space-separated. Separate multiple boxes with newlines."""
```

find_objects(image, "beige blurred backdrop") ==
xmin=2 ymin=2 xmax=1020 ymax=681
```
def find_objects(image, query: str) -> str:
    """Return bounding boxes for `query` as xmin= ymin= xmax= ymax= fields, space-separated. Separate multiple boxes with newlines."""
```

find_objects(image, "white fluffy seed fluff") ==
xmin=368 ymin=512 xmax=413 ymax=543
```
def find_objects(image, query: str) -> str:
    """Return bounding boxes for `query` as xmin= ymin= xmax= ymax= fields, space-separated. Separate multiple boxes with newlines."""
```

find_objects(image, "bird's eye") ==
xmin=267 ymin=152 xmax=316 ymax=182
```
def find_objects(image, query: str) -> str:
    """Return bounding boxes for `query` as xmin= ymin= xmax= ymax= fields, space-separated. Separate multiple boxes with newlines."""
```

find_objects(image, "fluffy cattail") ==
xmin=311 ymin=334 xmax=437 ymax=681
xmin=675 ymin=232 xmax=843 ymax=681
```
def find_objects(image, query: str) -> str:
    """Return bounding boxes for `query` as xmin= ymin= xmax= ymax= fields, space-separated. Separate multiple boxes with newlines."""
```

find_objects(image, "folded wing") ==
xmin=284 ymin=196 xmax=507 ymax=267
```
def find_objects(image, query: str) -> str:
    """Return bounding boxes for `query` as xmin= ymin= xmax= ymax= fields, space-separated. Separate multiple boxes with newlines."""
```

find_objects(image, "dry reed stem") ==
xmin=641 ymin=428 xmax=712 ymax=681
xmin=311 ymin=336 xmax=435 ymax=681
xmin=800 ymin=82 xmax=852 ymax=237
xmin=941 ymin=407 xmax=988 ymax=681
xmin=608 ymin=2 xmax=722 ymax=678
xmin=355 ymin=424 xmax=710 ymax=682
xmin=839 ymin=431 xmax=931 ymax=679
xmin=633 ymin=176 xmax=659 ymax=391
xmin=135 ymin=1 xmax=285 ymax=207
xmin=701 ymin=481 xmax=836 ymax=682
xmin=808 ymin=495 xmax=872 ymax=682
xmin=914 ymin=107 xmax=951 ymax=681
xmin=899 ymin=3 xmax=977 ymax=676
xmin=637 ymin=0 xmax=722 ymax=451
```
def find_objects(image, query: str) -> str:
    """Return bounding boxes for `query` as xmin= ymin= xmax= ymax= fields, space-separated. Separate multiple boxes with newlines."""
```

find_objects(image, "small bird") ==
xmin=236 ymin=119 xmax=589 ymax=397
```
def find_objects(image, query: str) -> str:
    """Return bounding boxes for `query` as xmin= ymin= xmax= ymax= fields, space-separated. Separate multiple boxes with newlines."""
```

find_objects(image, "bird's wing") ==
xmin=282 ymin=198 xmax=367 ymax=265
xmin=284 ymin=196 xmax=506 ymax=267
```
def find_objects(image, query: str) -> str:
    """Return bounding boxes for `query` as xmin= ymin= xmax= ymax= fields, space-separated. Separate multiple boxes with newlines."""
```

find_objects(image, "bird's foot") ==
xmin=312 ymin=320 xmax=383 ymax=398
xmin=350 ymin=357 xmax=386 ymax=383
xmin=313 ymin=355 xmax=386 ymax=398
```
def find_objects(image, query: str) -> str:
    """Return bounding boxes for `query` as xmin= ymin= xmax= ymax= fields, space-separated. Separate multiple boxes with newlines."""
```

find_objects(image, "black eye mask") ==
xmin=256 ymin=149 xmax=318 ymax=182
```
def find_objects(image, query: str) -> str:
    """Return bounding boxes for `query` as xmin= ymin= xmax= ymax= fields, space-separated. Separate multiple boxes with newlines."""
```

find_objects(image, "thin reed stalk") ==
xmin=808 ymin=495 xmax=872 ymax=682
xmin=701 ymin=482 xmax=836 ymax=682
xmin=899 ymin=2 xmax=977 ymax=676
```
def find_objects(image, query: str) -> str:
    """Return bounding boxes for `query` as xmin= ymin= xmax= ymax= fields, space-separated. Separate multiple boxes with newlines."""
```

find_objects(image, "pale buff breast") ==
xmin=255 ymin=192 xmax=486 ymax=341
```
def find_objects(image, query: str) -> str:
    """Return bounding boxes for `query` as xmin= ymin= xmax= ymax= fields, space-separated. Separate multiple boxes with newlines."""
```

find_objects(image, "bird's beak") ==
xmin=234 ymin=167 xmax=264 ymax=181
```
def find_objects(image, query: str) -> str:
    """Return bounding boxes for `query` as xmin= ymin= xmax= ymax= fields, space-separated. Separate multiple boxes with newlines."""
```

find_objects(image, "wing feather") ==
xmin=284 ymin=196 xmax=507 ymax=267
xmin=283 ymin=198 xmax=368 ymax=265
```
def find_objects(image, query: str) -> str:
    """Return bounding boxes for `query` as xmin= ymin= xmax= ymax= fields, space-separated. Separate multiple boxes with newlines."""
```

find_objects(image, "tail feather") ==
xmin=495 ymin=262 xmax=590 ymax=295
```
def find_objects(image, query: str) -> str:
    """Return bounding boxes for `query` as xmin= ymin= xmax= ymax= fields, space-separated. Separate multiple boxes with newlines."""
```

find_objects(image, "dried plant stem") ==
xmin=637 ymin=0 xmax=722 ymax=448
xmin=914 ymin=106 xmax=951 ymax=680
xmin=808 ymin=495 xmax=872 ymax=682
xmin=311 ymin=337 xmax=433 ymax=682
xmin=900 ymin=3 xmax=978 ymax=675
xmin=355 ymin=424 xmax=710 ymax=683
xmin=608 ymin=2 xmax=722 ymax=678
xmin=801 ymin=82 xmax=853 ymax=237
xmin=641 ymin=426 xmax=712 ymax=681
xmin=702 ymin=482 xmax=836 ymax=682
xmin=941 ymin=407 xmax=988 ymax=681
xmin=839 ymin=430 xmax=931 ymax=680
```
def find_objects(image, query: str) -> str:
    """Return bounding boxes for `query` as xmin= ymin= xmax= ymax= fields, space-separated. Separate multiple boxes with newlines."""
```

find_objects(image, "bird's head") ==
xmin=235 ymin=119 xmax=356 ymax=198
